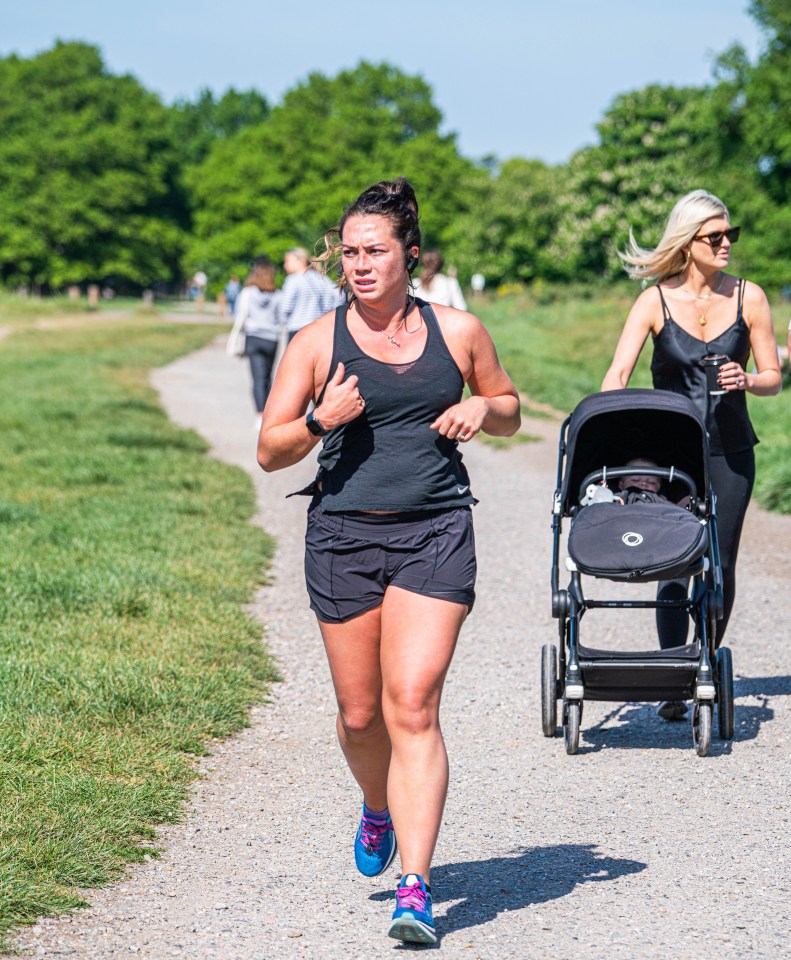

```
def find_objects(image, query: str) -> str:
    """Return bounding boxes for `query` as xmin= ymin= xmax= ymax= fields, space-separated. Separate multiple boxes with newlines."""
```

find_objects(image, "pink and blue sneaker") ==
xmin=388 ymin=873 xmax=436 ymax=945
xmin=354 ymin=805 xmax=397 ymax=877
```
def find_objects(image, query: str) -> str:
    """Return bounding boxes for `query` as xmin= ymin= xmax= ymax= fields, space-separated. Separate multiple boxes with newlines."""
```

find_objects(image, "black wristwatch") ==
xmin=305 ymin=409 xmax=328 ymax=437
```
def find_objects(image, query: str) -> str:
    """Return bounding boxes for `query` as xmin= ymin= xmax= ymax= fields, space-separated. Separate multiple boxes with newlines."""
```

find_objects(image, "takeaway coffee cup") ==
xmin=702 ymin=354 xmax=729 ymax=396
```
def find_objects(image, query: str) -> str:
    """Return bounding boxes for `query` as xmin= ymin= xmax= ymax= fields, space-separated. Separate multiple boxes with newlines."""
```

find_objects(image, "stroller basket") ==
xmin=577 ymin=642 xmax=700 ymax=702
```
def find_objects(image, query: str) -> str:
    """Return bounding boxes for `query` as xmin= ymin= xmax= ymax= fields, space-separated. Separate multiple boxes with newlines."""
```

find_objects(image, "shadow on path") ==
xmin=572 ymin=675 xmax=789 ymax=756
xmin=370 ymin=843 xmax=646 ymax=946
xmin=734 ymin=674 xmax=791 ymax=699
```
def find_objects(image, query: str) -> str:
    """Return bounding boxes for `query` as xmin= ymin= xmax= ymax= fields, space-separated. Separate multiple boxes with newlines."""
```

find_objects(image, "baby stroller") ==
xmin=546 ymin=389 xmax=733 ymax=757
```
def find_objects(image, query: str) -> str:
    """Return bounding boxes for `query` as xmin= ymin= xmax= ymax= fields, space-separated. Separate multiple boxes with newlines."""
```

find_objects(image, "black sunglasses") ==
xmin=694 ymin=226 xmax=741 ymax=250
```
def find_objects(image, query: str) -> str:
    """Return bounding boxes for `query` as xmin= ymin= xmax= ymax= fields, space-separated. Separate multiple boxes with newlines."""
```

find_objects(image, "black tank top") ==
xmin=315 ymin=298 xmax=475 ymax=512
xmin=651 ymin=279 xmax=758 ymax=455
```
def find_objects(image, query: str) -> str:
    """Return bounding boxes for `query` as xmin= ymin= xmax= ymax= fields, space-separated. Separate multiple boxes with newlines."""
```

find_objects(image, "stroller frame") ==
xmin=546 ymin=390 xmax=734 ymax=757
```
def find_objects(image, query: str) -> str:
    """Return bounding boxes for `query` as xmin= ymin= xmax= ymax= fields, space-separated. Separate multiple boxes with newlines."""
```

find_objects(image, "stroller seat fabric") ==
xmin=568 ymin=501 xmax=708 ymax=583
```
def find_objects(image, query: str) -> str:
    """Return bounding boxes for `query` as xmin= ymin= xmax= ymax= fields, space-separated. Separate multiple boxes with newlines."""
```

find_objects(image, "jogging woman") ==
xmin=257 ymin=178 xmax=520 ymax=943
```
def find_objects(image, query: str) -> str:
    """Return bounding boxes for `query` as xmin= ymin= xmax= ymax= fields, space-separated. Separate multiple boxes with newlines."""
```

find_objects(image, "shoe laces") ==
xmin=360 ymin=814 xmax=392 ymax=852
xmin=396 ymin=880 xmax=428 ymax=912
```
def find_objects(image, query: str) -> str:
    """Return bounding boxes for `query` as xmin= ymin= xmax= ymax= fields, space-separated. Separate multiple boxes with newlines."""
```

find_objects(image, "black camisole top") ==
xmin=651 ymin=279 xmax=758 ymax=455
xmin=314 ymin=298 xmax=475 ymax=512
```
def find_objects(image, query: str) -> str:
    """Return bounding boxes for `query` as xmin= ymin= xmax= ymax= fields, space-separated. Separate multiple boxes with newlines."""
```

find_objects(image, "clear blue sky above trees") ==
xmin=1 ymin=3 xmax=787 ymax=293
xmin=0 ymin=0 xmax=764 ymax=164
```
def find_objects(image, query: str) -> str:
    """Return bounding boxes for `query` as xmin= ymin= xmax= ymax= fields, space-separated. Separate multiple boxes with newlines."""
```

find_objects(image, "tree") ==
xmin=0 ymin=42 xmax=184 ymax=290
xmin=744 ymin=0 xmax=791 ymax=198
xmin=444 ymin=159 xmax=562 ymax=287
xmin=732 ymin=0 xmax=791 ymax=288
xmin=186 ymin=62 xmax=477 ymax=283
xmin=170 ymin=88 xmax=270 ymax=168
xmin=546 ymin=85 xmax=732 ymax=282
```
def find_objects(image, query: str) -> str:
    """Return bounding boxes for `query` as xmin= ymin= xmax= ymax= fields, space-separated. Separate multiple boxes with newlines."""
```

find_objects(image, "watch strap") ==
xmin=306 ymin=409 xmax=327 ymax=436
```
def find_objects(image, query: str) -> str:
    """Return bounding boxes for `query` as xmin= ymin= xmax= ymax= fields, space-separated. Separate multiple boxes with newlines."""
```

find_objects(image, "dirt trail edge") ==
xmin=15 ymin=336 xmax=791 ymax=960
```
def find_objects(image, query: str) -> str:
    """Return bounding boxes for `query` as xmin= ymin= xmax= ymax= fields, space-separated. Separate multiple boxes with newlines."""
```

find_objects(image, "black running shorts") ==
xmin=304 ymin=502 xmax=477 ymax=624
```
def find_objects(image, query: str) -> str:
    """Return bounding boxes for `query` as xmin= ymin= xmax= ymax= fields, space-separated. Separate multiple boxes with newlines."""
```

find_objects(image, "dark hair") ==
xmin=317 ymin=178 xmax=421 ymax=289
xmin=419 ymin=249 xmax=444 ymax=289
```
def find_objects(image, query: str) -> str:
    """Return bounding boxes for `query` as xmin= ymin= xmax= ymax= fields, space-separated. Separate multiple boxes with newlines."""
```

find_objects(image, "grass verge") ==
xmin=478 ymin=290 xmax=791 ymax=513
xmin=0 ymin=309 xmax=276 ymax=947
xmin=476 ymin=431 xmax=540 ymax=450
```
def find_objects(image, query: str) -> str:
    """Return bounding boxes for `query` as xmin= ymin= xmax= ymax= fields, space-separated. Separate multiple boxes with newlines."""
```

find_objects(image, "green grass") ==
xmin=0 ymin=292 xmax=154 ymax=324
xmin=479 ymin=288 xmax=652 ymax=414
xmin=476 ymin=431 xmax=540 ymax=449
xmin=0 ymin=309 xmax=276 ymax=945
xmin=478 ymin=290 xmax=791 ymax=513
xmin=748 ymin=369 xmax=791 ymax=513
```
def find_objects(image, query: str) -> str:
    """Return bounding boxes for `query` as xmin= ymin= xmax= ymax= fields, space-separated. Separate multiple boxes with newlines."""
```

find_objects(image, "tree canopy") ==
xmin=0 ymin=42 xmax=184 ymax=290
xmin=185 ymin=62 xmax=476 ymax=279
xmin=0 ymin=8 xmax=788 ymax=295
xmin=170 ymin=87 xmax=271 ymax=168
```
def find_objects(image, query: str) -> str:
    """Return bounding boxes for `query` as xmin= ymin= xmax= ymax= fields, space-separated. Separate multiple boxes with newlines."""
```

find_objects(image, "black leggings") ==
xmin=656 ymin=448 xmax=755 ymax=648
xmin=246 ymin=335 xmax=279 ymax=413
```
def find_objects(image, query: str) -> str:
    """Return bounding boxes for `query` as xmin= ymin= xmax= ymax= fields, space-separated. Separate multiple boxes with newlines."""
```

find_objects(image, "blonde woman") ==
xmin=602 ymin=189 xmax=781 ymax=719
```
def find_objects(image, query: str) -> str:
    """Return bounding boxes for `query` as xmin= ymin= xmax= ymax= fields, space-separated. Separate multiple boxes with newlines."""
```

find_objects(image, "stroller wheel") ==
xmin=541 ymin=644 xmax=558 ymax=737
xmin=564 ymin=700 xmax=581 ymax=755
xmin=717 ymin=647 xmax=735 ymax=740
xmin=692 ymin=701 xmax=712 ymax=757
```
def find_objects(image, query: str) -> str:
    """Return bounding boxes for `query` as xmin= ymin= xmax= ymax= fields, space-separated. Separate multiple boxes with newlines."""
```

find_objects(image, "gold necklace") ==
xmin=680 ymin=274 xmax=725 ymax=326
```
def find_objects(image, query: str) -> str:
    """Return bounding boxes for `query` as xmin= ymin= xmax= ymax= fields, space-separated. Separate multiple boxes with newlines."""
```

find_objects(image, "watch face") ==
xmin=306 ymin=411 xmax=326 ymax=436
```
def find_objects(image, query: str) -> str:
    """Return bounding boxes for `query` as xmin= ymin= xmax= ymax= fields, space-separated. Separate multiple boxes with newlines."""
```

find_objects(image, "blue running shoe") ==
xmin=354 ymin=807 xmax=397 ymax=877
xmin=388 ymin=874 xmax=436 ymax=945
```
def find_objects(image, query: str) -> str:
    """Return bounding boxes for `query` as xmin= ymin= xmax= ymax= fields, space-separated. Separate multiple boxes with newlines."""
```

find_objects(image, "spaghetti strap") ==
xmin=737 ymin=277 xmax=746 ymax=316
xmin=656 ymin=284 xmax=671 ymax=322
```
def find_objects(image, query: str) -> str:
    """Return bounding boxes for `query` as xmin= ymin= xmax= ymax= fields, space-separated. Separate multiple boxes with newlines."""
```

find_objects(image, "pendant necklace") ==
xmin=681 ymin=274 xmax=725 ymax=326
xmin=384 ymin=316 xmax=407 ymax=347
xmin=380 ymin=295 xmax=416 ymax=347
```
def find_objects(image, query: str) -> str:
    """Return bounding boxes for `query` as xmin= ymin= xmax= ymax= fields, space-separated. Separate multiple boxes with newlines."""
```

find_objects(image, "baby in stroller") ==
xmin=618 ymin=458 xmax=662 ymax=498
xmin=580 ymin=457 xmax=686 ymax=507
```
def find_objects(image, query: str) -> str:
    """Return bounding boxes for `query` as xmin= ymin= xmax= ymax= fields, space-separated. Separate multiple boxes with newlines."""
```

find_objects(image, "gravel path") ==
xmin=15 ymin=335 xmax=791 ymax=959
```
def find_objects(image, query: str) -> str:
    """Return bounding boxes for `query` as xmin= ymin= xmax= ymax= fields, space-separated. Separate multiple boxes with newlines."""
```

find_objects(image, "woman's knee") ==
xmin=383 ymin=688 xmax=440 ymax=738
xmin=337 ymin=700 xmax=385 ymax=740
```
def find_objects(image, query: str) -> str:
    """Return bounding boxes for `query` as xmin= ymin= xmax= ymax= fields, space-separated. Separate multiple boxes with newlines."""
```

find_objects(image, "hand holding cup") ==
xmin=701 ymin=354 xmax=729 ymax=396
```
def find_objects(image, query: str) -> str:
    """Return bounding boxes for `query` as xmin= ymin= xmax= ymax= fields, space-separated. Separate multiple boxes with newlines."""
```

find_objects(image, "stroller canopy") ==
xmin=560 ymin=389 xmax=710 ymax=515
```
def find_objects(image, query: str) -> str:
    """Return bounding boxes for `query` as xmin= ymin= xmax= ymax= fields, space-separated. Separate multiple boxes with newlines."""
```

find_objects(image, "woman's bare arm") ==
xmin=256 ymin=319 xmax=366 ymax=472
xmin=256 ymin=327 xmax=324 ymax=472
xmin=601 ymin=288 xmax=658 ymax=390
xmin=430 ymin=310 xmax=520 ymax=441
xmin=735 ymin=281 xmax=782 ymax=396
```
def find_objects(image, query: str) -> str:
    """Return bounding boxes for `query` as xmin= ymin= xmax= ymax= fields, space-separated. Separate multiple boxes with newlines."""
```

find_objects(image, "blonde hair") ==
xmin=287 ymin=247 xmax=310 ymax=265
xmin=619 ymin=189 xmax=730 ymax=283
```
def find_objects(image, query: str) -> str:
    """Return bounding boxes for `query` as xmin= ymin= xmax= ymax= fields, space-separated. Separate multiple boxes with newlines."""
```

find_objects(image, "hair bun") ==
xmin=357 ymin=177 xmax=419 ymax=220
xmin=385 ymin=177 xmax=418 ymax=214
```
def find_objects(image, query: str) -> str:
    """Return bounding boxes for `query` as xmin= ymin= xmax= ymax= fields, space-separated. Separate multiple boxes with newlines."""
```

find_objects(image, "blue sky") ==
xmin=1 ymin=0 xmax=765 ymax=164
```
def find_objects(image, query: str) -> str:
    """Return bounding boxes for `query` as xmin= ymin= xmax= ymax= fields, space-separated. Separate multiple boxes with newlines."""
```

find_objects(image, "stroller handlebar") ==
xmin=578 ymin=466 xmax=698 ymax=504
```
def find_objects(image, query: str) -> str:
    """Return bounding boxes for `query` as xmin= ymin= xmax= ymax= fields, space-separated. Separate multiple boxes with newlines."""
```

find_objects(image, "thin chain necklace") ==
xmin=358 ymin=295 xmax=416 ymax=347
xmin=383 ymin=315 xmax=408 ymax=347
xmin=680 ymin=273 xmax=725 ymax=326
